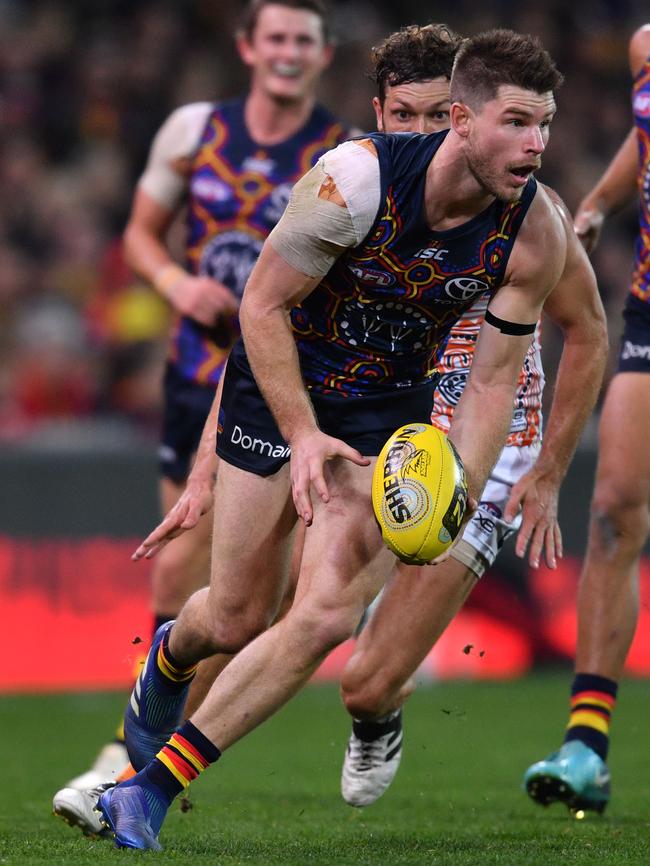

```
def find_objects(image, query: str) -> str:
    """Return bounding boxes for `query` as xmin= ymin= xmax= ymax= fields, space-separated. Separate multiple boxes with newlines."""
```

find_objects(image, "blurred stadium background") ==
xmin=3 ymin=0 xmax=650 ymax=693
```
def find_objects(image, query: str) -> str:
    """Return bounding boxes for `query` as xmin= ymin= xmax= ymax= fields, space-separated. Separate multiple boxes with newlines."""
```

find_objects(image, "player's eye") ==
xmin=433 ymin=111 xmax=449 ymax=121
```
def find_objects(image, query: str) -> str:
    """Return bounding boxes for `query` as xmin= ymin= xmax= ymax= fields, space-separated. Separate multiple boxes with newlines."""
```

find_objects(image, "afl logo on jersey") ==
xmin=349 ymin=266 xmax=394 ymax=287
xmin=191 ymin=176 xmax=232 ymax=203
xmin=444 ymin=277 xmax=488 ymax=302
xmin=633 ymin=93 xmax=650 ymax=118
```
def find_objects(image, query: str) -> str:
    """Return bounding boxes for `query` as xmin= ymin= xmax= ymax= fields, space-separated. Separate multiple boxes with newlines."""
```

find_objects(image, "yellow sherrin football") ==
xmin=372 ymin=423 xmax=468 ymax=565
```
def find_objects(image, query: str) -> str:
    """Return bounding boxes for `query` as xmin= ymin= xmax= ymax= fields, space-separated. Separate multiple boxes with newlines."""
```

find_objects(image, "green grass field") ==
xmin=2 ymin=674 xmax=649 ymax=865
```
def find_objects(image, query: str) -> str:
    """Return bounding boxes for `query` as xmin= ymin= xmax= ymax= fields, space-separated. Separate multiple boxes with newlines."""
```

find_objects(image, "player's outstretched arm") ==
xmin=132 ymin=376 xmax=224 ymax=561
xmin=505 ymin=190 xmax=608 ymax=568
xmin=448 ymin=190 xmax=566 ymax=504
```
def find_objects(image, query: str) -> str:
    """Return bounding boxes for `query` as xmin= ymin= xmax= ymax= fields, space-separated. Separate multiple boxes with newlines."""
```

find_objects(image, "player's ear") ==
xmin=450 ymin=102 xmax=472 ymax=138
xmin=319 ymin=42 xmax=335 ymax=70
xmin=372 ymin=97 xmax=385 ymax=132
xmin=236 ymin=30 xmax=255 ymax=66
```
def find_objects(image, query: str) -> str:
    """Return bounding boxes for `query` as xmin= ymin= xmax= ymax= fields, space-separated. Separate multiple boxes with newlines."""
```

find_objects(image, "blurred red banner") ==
xmin=6 ymin=537 xmax=650 ymax=691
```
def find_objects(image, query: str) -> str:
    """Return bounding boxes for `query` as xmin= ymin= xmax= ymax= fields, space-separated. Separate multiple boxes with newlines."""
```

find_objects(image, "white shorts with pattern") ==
xmin=451 ymin=442 xmax=541 ymax=578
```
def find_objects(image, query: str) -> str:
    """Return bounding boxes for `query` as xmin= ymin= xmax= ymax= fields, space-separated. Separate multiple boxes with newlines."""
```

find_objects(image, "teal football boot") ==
xmin=523 ymin=741 xmax=610 ymax=814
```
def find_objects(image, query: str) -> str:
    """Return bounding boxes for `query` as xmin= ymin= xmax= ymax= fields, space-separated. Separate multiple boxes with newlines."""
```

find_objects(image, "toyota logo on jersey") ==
xmin=444 ymin=277 xmax=489 ymax=302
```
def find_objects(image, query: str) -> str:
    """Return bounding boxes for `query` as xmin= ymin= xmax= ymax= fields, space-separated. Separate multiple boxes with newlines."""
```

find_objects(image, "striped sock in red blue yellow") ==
xmin=144 ymin=721 xmax=221 ymax=803
xmin=156 ymin=628 xmax=197 ymax=689
xmin=563 ymin=673 xmax=617 ymax=760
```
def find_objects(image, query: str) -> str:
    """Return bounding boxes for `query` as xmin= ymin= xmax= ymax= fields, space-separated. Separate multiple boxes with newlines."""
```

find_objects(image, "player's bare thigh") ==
xmin=593 ymin=372 xmax=650 ymax=504
xmin=290 ymin=458 xmax=394 ymax=631
xmin=206 ymin=459 xmax=299 ymax=636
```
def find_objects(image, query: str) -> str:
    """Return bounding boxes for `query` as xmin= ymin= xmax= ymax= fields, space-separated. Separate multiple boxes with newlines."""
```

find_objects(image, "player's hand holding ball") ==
xmin=372 ymin=424 xmax=469 ymax=564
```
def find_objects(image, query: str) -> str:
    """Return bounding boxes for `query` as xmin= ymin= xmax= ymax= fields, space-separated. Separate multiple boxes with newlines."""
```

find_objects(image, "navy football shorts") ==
xmin=216 ymin=350 xmax=437 ymax=478
xmin=159 ymin=363 xmax=216 ymax=483
xmin=617 ymin=293 xmax=650 ymax=374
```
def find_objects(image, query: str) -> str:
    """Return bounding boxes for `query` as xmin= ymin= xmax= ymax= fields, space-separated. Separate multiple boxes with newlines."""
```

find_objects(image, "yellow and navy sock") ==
xmin=563 ymin=672 xmax=617 ymax=761
xmin=156 ymin=627 xmax=197 ymax=691
xmin=144 ymin=721 xmax=221 ymax=803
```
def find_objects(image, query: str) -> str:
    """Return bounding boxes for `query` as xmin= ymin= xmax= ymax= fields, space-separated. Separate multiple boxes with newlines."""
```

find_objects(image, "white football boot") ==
xmin=62 ymin=741 xmax=130 ymax=791
xmin=53 ymin=781 xmax=116 ymax=837
xmin=341 ymin=709 xmax=403 ymax=806
xmin=52 ymin=741 xmax=130 ymax=836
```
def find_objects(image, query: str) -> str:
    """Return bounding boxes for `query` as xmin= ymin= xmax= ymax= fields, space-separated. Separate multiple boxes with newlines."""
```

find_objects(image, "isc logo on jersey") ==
xmin=372 ymin=423 xmax=468 ymax=564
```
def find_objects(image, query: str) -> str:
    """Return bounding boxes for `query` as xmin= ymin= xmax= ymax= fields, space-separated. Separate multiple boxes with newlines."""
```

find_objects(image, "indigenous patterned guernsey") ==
xmin=174 ymin=98 xmax=351 ymax=387
xmin=632 ymin=52 xmax=650 ymax=303
xmin=291 ymin=131 xmax=537 ymax=397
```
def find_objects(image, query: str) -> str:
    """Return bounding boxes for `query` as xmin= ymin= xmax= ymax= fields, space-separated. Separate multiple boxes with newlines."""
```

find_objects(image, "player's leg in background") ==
xmin=525 ymin=372 xmax=650 ymax=813
xmin=575 ymin=373 xmax=650 ymax=681
xmin=339 ymin=443 xmax=531 ymax=807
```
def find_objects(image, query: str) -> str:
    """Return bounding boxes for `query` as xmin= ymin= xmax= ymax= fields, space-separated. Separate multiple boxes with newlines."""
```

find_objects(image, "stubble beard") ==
xmin=466 ymin=143 xmax=522 ymax=204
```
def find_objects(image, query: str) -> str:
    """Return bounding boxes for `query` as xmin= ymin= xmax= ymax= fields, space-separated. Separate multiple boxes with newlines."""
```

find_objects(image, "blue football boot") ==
xmin=523 ymin=740 xmax=610 ymax=814
xmin=96 ymin=781 xmax=167 ymax=851
xmin=124 ymin=621 xmax=193 ymax=771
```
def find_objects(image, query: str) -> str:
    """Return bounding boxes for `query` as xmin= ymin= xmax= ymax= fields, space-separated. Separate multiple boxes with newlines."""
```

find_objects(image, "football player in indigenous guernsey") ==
xmin=524 ymin=23 xmax=650 ymax=815
xmin=337 ymin=23 xmax=606 ymax=808
xmin=96 ymin=31 xmax=603 ymax=851
xmin=52 ymin=0 xmax=355 ymax=836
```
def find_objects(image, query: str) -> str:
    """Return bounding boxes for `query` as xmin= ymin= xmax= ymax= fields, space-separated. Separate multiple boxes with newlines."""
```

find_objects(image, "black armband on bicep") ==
xmin=485 ymin=309 xmax=536 ymax=335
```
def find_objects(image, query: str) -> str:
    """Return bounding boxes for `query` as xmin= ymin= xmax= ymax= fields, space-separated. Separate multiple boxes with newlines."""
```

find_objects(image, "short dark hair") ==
xmin=372 ymin=24 xmax=463 ymax=103
xmin=450 ymin=29 xmax=563 ymax=107
xmin=240 ymin=0 xmax=331 ymax=44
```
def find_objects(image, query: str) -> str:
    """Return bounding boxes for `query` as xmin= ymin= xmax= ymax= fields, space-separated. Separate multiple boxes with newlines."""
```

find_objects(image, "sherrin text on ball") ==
xmin=372 ymin=423 xmax=468 ymax=564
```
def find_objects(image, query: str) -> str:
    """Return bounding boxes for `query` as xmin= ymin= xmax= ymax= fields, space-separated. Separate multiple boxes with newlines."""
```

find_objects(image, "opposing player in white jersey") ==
xmin=338 ymin=23 xmax=608 ymax=807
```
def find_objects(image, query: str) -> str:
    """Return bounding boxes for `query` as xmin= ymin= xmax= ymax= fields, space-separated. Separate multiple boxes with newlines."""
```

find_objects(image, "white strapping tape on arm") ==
xmin=139 ymin=102 xmax=213 ymax=210
xmin=268 ymin=140 xmax=381 ymax=277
